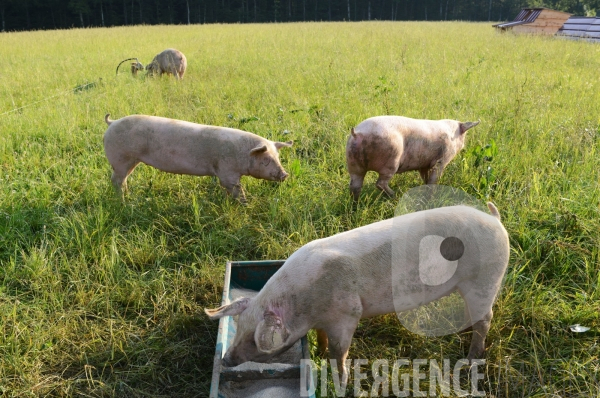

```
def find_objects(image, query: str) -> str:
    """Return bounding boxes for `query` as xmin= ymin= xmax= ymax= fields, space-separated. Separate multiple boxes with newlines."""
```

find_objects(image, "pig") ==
xmin=145 ymin=48 xmax=187 ymax=79
xmin=346 ymin=116 xmax=479 ymax=201
xmin=205 ymin=203 xmax=509 ymax=386
xmin=103 ymin=114 xmax=293 ymax=202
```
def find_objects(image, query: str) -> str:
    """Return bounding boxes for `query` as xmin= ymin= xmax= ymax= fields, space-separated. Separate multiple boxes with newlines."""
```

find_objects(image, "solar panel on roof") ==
xmin=568 ymin=17 xmax=593 ymax=22
xmin=564 ymin=24 xmax=594 ymax=30
xmin=557 ymin=15 xmax=600 ymax=40
xmin=525 ymin=10 xmax=541 ymax=22
xmin=513 ymin=10 xmax=527 ymax=21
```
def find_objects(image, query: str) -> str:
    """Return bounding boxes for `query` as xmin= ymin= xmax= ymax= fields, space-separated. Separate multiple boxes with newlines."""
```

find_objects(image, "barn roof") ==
xmin=492 ymin=8 xmax=544 ymax=29
xmin=493 ymin=7 xmax=572 ymax=30
xmin=557 ymin=16 xmax=600 ymax=40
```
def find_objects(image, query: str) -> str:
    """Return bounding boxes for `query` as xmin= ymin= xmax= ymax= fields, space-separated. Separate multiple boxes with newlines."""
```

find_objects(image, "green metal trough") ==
xmin=209 ymin=260 xmax=316 ymax=398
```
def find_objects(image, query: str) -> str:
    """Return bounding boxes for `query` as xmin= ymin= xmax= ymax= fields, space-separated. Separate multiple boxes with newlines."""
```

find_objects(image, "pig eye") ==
xmin=418 ymin=235 xmax=464 ymax=286
xmin=262 ymin=158 xmax=271 ymax=166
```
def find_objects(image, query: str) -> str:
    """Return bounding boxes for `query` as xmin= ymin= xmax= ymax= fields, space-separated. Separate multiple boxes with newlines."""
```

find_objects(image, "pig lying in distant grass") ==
xmin=145 ymin=48 xmax=187 ymax=79
xmin=103 ymin=114 xmax=292 ymax=202
xmin=346 ymin=116 xmax=479 ymax=201
xmin=206 ymin=203 xmax=509 ymax=386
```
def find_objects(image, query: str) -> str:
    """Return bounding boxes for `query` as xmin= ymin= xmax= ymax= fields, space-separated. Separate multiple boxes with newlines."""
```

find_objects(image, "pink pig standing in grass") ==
xmin=145 ymin=48 xmax=187 ymax=79
xmin=205 ymin=203 xmax=509 ymax=387
xmin=346 ymin=116 xmax=479 ymax=201
xmin=103 ymin=114 xmax=292 ymax=202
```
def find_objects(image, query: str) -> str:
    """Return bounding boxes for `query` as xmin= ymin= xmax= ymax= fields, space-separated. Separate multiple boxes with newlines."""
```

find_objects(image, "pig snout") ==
xmin=265 ymin=166 xmax=289 ymax=182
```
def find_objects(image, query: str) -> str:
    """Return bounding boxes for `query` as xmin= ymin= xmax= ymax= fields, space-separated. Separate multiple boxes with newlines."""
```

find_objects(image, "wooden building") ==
xmin=493 ymin=8 xmax=572 ymax=35
xmin=556 ymin=16 xmax=600 ymax=41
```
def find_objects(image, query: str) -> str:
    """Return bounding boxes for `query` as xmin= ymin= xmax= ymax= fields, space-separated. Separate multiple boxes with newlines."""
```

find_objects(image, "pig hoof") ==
xmin=377 ymin=187 xmax=396 ymax=198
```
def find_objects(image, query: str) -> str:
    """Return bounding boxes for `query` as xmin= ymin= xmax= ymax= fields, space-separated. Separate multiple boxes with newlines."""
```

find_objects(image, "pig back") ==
xmin=256 ymin=205 xmax=508 ymax=320
xmin=157 ymin=48 xmax=186 ymax=72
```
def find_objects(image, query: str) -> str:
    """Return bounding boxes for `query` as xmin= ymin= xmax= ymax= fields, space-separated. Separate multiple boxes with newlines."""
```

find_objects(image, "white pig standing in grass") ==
xmin=205 ymin=203 xmax=510 ymax=386
xmin=346 ymin=116 xmax=479 ymax=201
xmin=145 ymin=48 xmax=187 ymax=79
xmin=103 ymin=114 xmax=292 ymax=202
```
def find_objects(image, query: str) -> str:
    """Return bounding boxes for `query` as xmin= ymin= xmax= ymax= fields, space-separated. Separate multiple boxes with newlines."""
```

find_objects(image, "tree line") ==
xmin=1 ymin=0 xmax=598 ymax=32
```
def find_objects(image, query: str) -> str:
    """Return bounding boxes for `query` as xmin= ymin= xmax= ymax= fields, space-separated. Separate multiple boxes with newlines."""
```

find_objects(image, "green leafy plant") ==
xmin=467 ymin=139 xmax=498 ymax=196
xmin=374 ymin=76 xmax=396 ymax=114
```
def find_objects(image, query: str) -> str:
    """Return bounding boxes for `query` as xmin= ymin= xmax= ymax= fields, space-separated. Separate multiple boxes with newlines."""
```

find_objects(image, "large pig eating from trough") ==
xmin=346 ymin=116 xmax=479 ymax=201
xmin=205 ymin=203 xmax=509 ymax=385
xmin=145 ymin=48 xmax=187 ymax=79
xmin=103 ymin=114 xmax=292 ymax=202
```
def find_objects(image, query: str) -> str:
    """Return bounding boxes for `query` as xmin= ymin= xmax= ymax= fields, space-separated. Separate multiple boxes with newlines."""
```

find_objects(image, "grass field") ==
xmin=0 ymin=21 xmax=599 ymax=397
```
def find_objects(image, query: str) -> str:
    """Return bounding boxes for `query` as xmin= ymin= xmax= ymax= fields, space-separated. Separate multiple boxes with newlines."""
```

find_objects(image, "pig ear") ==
xmin=459 ymin=121 xmax=480 ymax=134
xmin=274 ymin=141 xmax=293 ymax=150
xmin=204 ymin=297 xmax=252 ymax=320
xmin=254 ymin=310 xmax=292 ymax=354
xmin=250 ymin=145 xmax=268 ymax=155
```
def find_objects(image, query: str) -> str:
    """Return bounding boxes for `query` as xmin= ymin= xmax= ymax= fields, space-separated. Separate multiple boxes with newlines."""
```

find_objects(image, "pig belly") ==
xmin=360 ymin=300 xmax=396 ymax=318
xmin=358 ymin=281 xmax=396 ymax=318
xmin=138 ymin=150 xmax=214 ymax=176
xmin=359 ymin=274 xmax=458 ymax=319
xmin=392 ymin=284 xmax=459 ymax=313
xmin=396 ymin=158 xmax=430 ymax=173
xmin=395 ymin=136 xmax=443 ymax=173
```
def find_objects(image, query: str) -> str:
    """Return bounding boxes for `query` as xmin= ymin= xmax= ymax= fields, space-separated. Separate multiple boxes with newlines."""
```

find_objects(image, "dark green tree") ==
xmin=69 ymin=0 xmax=91 ymax=26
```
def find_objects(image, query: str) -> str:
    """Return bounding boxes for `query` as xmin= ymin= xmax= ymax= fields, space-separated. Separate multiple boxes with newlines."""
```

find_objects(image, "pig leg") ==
xmin=316 ymin=328 xmax=329 ymax=357
xmin=460 ymin=287 xmax=493 ymax=359
xmin=328 ymin=328 xmax=355 ymax=388
xmin=218 ymin=176 xmax=246 ymax=202
xmin=109 ymin=159 xmax=139 ymax=197
xmin=418 ymin=168 xmax=431 ymax=184
xmin=349 ymin=172 xmax=365 ymax=201
xmin=467 ymin=310 xmax=492 ymax=360
xmin=425 ymin=160 xmax=445 ymax=184
xmin=167 ymin=65 xmax=178 ymax=79
xmin=174 ymin=67 xmax=182 ymax=80
xmin=375 ymin=171 xmax=396 ymax=197
xmin=324 ymin=317 xmax=360 ymax=387
xmin=111 ymin=171 xmax=126 ymax=197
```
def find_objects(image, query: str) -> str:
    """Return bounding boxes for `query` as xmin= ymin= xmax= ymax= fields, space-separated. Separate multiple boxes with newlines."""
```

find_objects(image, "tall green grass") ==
xmin=0 ymin=22 xmax=598 ymax=396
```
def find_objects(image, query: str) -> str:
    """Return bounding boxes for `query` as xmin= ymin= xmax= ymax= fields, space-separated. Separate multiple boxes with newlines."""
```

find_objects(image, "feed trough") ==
xmin=209 ymin=260 xmax=315 ymax=398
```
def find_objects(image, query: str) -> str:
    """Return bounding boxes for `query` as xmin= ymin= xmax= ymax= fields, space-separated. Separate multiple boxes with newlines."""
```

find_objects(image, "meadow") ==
xmin=0 ymin=21 xmax=599 ymax=397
